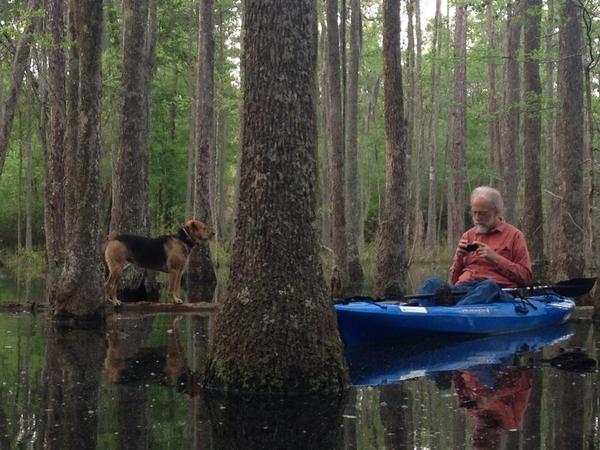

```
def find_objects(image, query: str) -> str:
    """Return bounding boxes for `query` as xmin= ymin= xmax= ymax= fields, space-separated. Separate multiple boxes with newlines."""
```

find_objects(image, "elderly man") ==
xmin=418 ymin=186 xmax=533 ymax=306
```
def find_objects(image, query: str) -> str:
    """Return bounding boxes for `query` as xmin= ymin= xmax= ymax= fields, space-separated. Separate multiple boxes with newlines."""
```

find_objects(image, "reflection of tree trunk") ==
xmin=107 ymin=317 xmax=154 ymax=450
xmin=206 ymin=393 xmax=345 ymax=449
xmin=341 ymin=389 xmax=357 ymax=449
xmin=521 ymin=360 xmax=542 ymax=449
xmin=554 ymin=373 xmax=585 ymax=449
xmin=191 ymin=316 xmax=212 ymax=449
xmin=380 ymin=385 xmax=412 ymax=448
xmin=44 ymin=327 xmax=105 ymax=450
xmin=0 ymin=390 xmax=12 ymax=448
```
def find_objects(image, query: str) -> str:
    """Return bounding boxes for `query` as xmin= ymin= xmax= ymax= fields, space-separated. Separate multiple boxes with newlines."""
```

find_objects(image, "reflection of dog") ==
xmin=104 ymin=219 xmax=215 ymax=305
xmin=105 ymin=316 xmax=200 ymax=397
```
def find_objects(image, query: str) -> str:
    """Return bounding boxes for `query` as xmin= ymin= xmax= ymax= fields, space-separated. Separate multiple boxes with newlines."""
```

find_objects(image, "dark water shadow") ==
xmin=203 ymin=391 xmax=347 ymax=450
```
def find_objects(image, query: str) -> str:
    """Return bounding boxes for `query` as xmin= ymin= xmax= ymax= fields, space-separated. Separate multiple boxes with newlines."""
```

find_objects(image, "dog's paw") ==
xmin=107 ymin=297 xmax=122 ymax=307
xmin=173 ymin=297 xmax=183 ymax=304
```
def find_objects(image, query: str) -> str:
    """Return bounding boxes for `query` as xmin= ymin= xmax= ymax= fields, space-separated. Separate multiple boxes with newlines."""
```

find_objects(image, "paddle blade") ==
xmin=552 ymin=277 xmax=597 ymax=297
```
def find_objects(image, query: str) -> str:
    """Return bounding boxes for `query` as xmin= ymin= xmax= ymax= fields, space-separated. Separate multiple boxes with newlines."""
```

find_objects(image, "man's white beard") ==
xmin=474 ymin=223 xmax=492 ymax=234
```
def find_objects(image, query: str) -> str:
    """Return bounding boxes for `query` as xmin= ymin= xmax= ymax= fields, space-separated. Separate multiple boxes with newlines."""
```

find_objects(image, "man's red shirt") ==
xmin=449 ymin=221 xmax=533 ymax=287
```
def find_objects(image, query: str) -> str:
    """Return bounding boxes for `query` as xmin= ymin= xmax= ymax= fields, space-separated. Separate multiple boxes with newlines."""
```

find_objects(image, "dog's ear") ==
xmin=185 ymin=219 xmax=199 ymax=231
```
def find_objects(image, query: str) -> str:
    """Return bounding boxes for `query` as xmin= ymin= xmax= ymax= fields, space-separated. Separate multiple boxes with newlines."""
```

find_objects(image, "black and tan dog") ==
xmin=104 ymin=219 xmax=215 ymax=306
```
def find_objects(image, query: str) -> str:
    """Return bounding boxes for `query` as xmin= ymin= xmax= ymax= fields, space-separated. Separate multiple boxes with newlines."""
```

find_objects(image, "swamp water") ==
xmin=0 ymin=270 xmax=598 ymax=449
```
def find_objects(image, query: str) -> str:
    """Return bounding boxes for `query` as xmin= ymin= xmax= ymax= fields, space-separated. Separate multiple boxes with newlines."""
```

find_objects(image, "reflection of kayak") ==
xmin=346 ymin=324 xmax=575 ymax=386
xmin=335 ymin=294 xmax=575 ymax=345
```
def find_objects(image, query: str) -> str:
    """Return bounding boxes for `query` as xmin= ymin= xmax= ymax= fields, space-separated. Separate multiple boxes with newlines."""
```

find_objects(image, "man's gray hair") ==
xmin=471 ymin=186 xmax=505 ymax=215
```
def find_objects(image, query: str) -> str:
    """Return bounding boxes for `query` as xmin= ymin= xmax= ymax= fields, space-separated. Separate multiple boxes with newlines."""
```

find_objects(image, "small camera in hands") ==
xmin=465 ymin=243 xmax=479 ymax=252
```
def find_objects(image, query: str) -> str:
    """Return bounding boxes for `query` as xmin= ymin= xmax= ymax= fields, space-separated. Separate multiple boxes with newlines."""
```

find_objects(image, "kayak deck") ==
xmin=335 ymin=294 xmax=575 ymax=345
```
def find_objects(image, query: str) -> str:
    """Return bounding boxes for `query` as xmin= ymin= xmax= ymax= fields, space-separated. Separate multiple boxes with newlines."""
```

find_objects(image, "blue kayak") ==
xmin=345 ymin=323 xmax=575 ymax=386
xmin=335 ymin=294 xmax=575 ymax=345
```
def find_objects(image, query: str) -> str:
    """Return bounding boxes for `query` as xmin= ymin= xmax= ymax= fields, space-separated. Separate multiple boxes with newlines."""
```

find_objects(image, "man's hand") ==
xmin=473 ymin=241 xmax=501 ymax=263
xmin=455 ymin=239 xmax=470 ymax=259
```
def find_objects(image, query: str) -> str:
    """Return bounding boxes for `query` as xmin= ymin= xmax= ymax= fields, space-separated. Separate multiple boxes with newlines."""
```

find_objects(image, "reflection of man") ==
xmin=418 ymin=186 xmax=533 ymax=306
xmin=453 ymin=367 xmax=533 ymax=450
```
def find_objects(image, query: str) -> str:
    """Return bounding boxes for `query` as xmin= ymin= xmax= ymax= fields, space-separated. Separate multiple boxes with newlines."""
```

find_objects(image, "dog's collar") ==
xmin=177 ymin=227 xmax=196 ymax=249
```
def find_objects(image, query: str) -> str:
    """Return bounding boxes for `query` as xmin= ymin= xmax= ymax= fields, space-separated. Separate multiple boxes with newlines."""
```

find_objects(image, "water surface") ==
xmin=0 ymin=312 xmax=597 ymax=449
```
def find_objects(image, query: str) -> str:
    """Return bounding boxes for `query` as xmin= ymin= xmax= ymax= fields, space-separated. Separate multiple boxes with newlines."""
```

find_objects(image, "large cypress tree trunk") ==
xmin=0 ymin=0 xmax=39 ymax=177
xmin=51 ymin=0 xmax=104 ymax=320
xmin=447 ymin=1 xmax=467 ymax=247
xmin=203 ymin=0 xmax=347 ymax=394
xmin=44 ymin=0 xmax=66 ymax=272
xmin=109 ymin=0 xmax=159 ymax=301
xmin=522 ymin=0 xmax=544 ymax=279
xmin=345 ymin=0 xmax=363 ymax=294
xmin=501 ymin=1 xmax=522 ymax=225
xmin=373 ymin=0 xmax=409 ymax=297
xmin=553 ymin=0 xmax=585 ymax=279
xmin=326 ymin=0 xmax=349 ymax=295
xmin=187 ymin=0 xmax=217 ymax=301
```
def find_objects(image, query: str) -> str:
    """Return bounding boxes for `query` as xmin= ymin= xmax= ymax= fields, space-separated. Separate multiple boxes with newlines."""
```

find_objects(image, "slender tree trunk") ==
xmin=45 ymin=0 xmax=67 ymax=271
xmin=425 ymin=0 xmax=441 ymax=249
xmin=553 ymin=0 xmax=585 ymax=279
xmin=0 ymin=0 xmax=39 ymax=177
xmin=447 ymin=1 xmax=467 ymax=248
xmin=373 ymin=0 xmax=409 ymax=297
xmin=188 ymin=0 xmax=217 ymax=301
xmin=581 ymin=9 xmax=596 ymax=270
xmin=109 ymin=0 xmax=159 ymax=301
xmin=583 ymin=69 xmax=596 ymax=270
xmin=545 ymin=0 xmax=559 ymax=263
xmin=215 ymin=6 xmax=227 ymax=240
xmin=319 ymin=18 xmax=332 ymax=248
xmin=486 ymin=0 xmax=501 ymax=174
xmin=25 ymin=125 xmax=33 ymax=252
xmin=406 ymin=0 xmax=415 ymax=153
xmin=522 ymin=0 xmax=544 ymax=279
xmin=326 ymin=0 xmax=349 ymax=294
xmin=51 ymin=0 xmax=105 ymax=320
xmin=412 ymin=0 xmax=425 ymax=245
xmin=501 ymin=1 xmax=522 ymax=225
xmin=345 ymin=0 xmax=363 ymax=293
xmin=0 ymin=70 xmax=3 ymax=126
xmin=203 ymin=0 xmax=347 ymax=394
xmin=17 ymin=114 xmax=23 ymax=252
xmin=110 ymin=0 xmax=150 ymax=236
xmin=186 ymin=108 xmax=196 ymax=220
